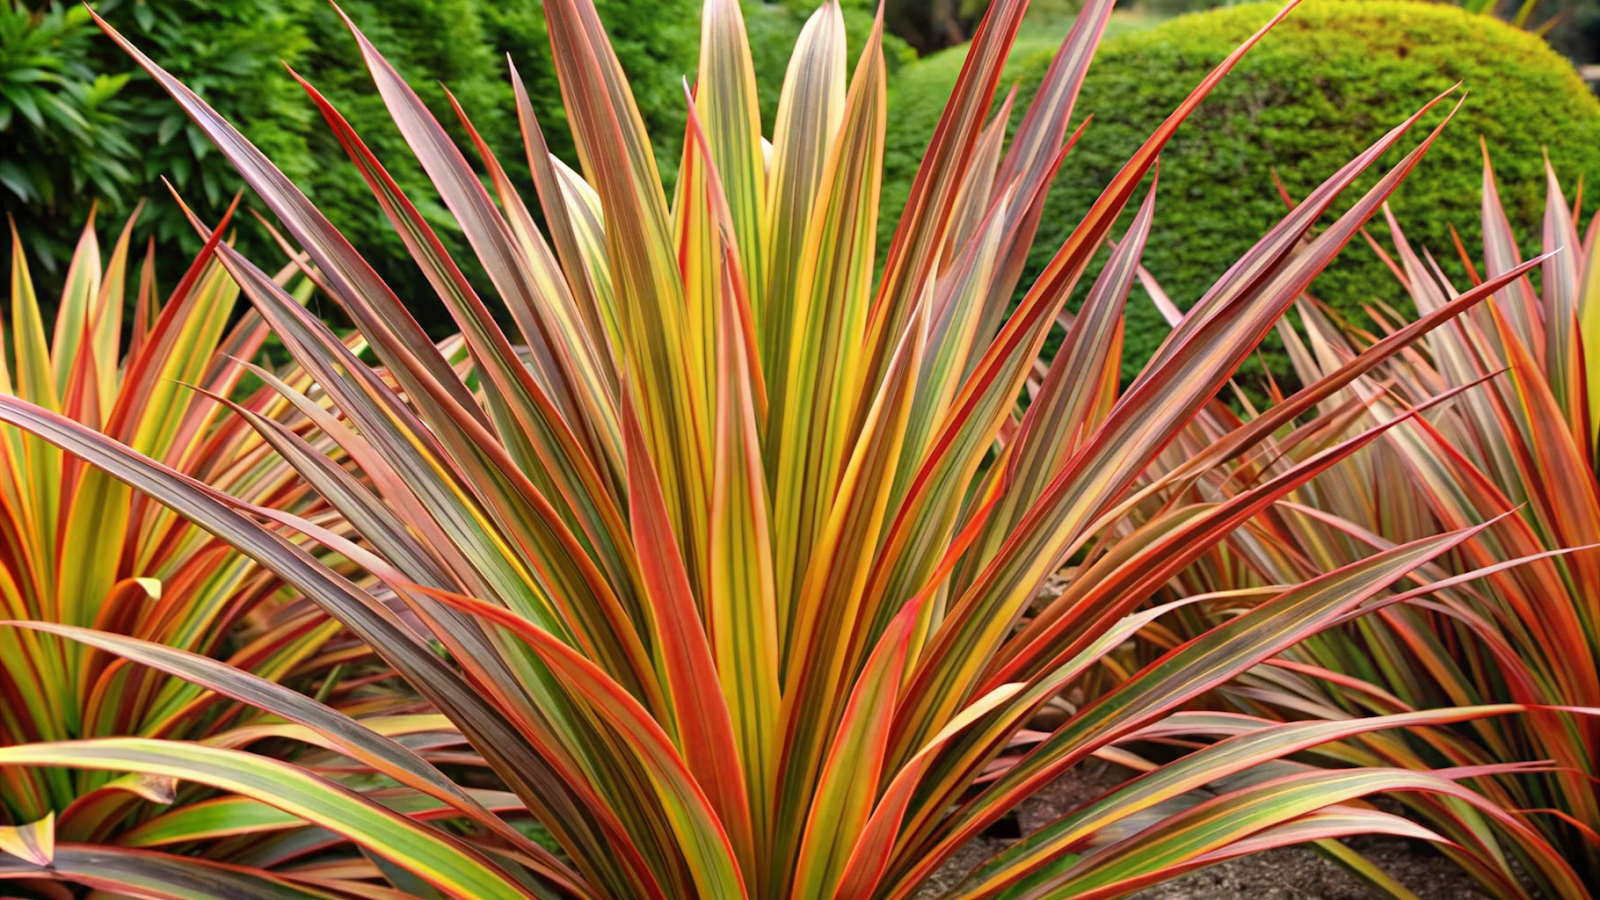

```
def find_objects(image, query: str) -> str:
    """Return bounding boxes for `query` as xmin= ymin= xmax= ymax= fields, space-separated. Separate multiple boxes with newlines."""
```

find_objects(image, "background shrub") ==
xmin=884 ymin=0 xmax=1600 ymax=382
xmin=1 ymin=0 xmax=702 ymax=328
xmin=2 ymin=2 xmax=137 ymax=266
xmin=4 ymin=0 xmax=902 ymax=331
xmin=4 ymin=0 xmax=320 ymax=274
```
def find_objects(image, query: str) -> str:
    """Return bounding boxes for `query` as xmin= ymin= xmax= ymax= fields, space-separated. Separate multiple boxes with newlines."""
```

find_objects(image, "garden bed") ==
xmin=919 ymin=764 xmax=1489 ymax=899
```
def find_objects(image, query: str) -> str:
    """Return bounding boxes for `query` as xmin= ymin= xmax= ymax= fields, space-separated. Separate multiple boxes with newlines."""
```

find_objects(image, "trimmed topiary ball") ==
xmin=884 ymin=0 xmax=1600 ymax=381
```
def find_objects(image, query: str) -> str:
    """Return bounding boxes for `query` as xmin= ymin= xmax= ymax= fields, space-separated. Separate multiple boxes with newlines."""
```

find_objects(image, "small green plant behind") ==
xmin=0 ymin=0 xmax=1591 ymax=896
xmin=1454 ymin=0 xmax=1564 ymax=34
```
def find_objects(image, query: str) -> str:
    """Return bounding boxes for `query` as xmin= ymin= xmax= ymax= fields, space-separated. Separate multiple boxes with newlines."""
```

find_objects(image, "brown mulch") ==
xmin=915 ymin=763 xmax=1489 ymax=900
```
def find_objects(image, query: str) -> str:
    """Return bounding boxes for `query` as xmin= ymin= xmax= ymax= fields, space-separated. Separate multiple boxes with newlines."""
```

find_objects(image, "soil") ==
xmin=915 ymin=762 xmax=1490 ymax=900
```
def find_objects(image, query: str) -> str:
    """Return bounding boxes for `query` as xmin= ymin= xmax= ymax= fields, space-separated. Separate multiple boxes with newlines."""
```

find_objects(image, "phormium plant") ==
xmin=0 ymin=0 xmax=1590 ymax=896
xmin=0 ymin=204 xmax=397 ymax=888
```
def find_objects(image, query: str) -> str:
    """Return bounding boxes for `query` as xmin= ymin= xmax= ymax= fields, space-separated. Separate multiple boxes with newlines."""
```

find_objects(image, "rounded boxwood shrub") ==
xmin=884 ymin=0 xmax=1600 ymax=381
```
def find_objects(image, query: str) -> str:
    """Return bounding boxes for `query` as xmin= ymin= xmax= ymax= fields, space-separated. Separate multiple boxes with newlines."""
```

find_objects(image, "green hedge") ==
xmin=2 ymin=3 xmax=134 ymax=264
xmin=883 ymin=1 xmax=1600 ymax=382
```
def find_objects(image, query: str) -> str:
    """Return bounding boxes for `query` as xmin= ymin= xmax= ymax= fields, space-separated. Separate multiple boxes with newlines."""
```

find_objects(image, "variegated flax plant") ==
xmin=0 ymin=0 xmax=1591 ymax=896
xmin=1130 ymin=151 xmax=1600 ymax=895
xmin=0 ymin=205 xmax=403 ymax=889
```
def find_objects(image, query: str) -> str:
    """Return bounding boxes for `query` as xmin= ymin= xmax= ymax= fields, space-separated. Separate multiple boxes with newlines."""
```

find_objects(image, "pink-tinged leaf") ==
xmin=774 ymin=292 xmax=926 ymax=893
xmin=0 ymin=843 xmax=346 ymax=899
xmin=540 ymin=0 xmax=709 ymax=576
xmin=969 ymin=171 xmax=1159 ymax=579
xmin=511 ymin=61 xmax=617 ymax=365
xmin=833 ymin=682 xmax=1025 ymax=900
xmin=694 ymin=0 xmax=767 ymax=308
xmin=937 ymin=86 xmax=1014 ymax=274
xmin=448 ymin=89 xmax=626 ymax=473
xmin=1539 ymin=157 xmax=1590 ymax=446
xmin=334 ymin=17 xmax=623 ymax=485
xmin=50 ymin=210 xmax=101 ymax=398
xmin=763 ymin=0 xmax=847 ymax=372
xmin=982 ymin=0 xmax=1116 ymax=321
xmin=768 ymin=9 xmax=887 ymax=659
xmin=878 ymin=11 xmax=1326 ymax=763
xmin=413 ymin=584 xmax=750 ymax=900
xmin=706 ymin=254 xmax=781 ymax=886
xmin=899 ymin=93 xmax=1462 ymax=760
xmin=870 ymin=0 xmax=1030 ymax=377
xmin=1481 ymin=141 xmax=1543 ymax=355
xmin=0 ymin=812 xmax=53 ymax=866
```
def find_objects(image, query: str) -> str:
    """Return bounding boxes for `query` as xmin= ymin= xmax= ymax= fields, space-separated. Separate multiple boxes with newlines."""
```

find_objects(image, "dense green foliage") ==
xmin=1 ymin=0 xmax=701 ymax=316
xmin=885 ymin=0 xmax=1600 ymax=381
xmin=2 ymin=0 xmax=901 ymax=326
xmin=3 ymin=0 xmax=316 ymax=270
xmin=2 ymin=2 xmax=135 ymax=265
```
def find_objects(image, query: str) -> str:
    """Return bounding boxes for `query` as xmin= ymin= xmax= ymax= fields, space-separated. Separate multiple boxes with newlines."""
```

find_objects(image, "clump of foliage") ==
xmin=886 ymin=0 xmax=1600 ymax=382
xmin=1452 ymin=0 xmax=1564 ymax=35
xmin=1 ymin=0 xmax=703 ymax=326
xmin=0 ymin=2 xmax=135 ymax=266
xmin=1 ymin=0 xmax=315 ymax=280
xmin=1142 ymin=153 xmax=1600 ymax=893
xmin=0 ymin=208 xmax=398 ymax=889
xmin=0 ymin=0 xmax=1593 ymax=896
